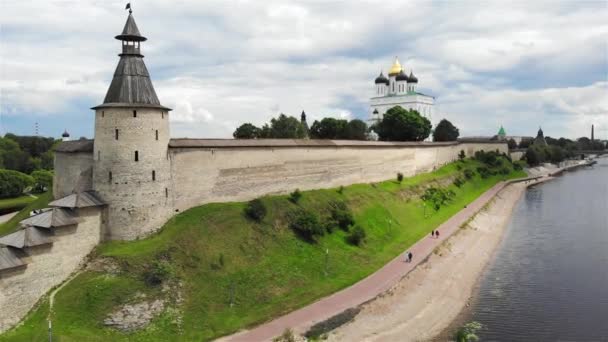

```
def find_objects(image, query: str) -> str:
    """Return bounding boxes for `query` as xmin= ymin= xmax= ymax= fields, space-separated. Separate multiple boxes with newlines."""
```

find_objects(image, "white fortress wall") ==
xmin=0 ymin=207 xmax=102 ymax=333
xmin=169 ymin=141 xmax=507 ymax=215
xmin=53 ymin=151 xmax=94 ymax=198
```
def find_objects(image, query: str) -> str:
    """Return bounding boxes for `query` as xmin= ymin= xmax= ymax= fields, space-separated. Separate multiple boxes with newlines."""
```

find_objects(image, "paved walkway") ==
xmin=220 ymin=180 xmax=520 ymax=342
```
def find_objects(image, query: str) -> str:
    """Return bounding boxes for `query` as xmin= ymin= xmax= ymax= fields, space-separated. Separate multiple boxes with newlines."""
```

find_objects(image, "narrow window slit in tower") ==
xmin=109 ymin=171 xmax=112 ymax=182
xmin=161 ymin=112 xmax=164 ymax=119
xmin=133 ymin=110 xmax=137 ymax=118
xmin=152 ymin=170 xmax=156 ymax=181
xmin=165 ymin=188 xmax=168 ymax=198
xmin=135 ymin=151 xmax=139 ymax=162
xmin=98 ymin=150 xmax=101 ymax=160
xmin=115 ymin=129 xmax=119 ymax=140
xmin=155 ymin=130 xmax=159 ymax=140
xmin=102 ymin=111 xmax=105 ymax=118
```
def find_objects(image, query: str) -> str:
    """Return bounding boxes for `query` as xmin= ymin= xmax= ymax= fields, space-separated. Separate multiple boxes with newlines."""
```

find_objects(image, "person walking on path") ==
xmin=408 ymin=252 xmax=413 ymax=262
xmin=404 ymin=251 xmax=409 ymax=263
xmin=431 ymin=230 xmax=435 ymax=238
xmin=435 ymin=230 xmax=440 ymax=239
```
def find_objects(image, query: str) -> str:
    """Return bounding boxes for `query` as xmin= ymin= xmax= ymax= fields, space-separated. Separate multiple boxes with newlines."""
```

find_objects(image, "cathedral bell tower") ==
xmin=92 ymin=9 xmax=173 ymax=240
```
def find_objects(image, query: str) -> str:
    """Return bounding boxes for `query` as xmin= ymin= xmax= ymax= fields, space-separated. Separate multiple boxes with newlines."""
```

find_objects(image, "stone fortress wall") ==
xmin=54 ymin=139 xmax=508 ymax=239
xmin=0 ymin=207 xmax=103 ymax=333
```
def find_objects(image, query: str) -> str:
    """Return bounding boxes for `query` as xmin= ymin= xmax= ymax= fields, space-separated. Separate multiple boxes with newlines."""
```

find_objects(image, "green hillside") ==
xmin=1 ymin=154 xmax=525 ymax=341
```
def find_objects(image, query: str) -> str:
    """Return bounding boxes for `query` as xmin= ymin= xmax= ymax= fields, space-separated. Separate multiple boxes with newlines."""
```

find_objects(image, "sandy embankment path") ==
xmin=327 ymin=182 xmax=529 ymax=342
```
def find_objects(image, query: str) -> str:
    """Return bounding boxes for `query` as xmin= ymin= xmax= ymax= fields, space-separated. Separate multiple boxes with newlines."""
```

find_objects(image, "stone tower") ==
xmin=92 ymin=10 xmax=172 ymax=240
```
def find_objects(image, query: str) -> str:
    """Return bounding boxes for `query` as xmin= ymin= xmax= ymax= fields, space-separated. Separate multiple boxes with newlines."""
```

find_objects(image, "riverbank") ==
xmin=324 ymin=163 xmax=591 ymax=341
xmin=325 ymin=181 xmax=533 ymax=341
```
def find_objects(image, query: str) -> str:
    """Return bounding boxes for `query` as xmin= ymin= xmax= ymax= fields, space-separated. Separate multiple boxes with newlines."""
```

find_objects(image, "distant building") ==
xmin=496 ymin=126 xmax=507 ymax=141
xmin=369 ymin=58 xmax=434 ymax=124
xmin=534 ymin=127 xmax=547 ymax=146
xmin=61 ymin=130 xmax=70 ymax=142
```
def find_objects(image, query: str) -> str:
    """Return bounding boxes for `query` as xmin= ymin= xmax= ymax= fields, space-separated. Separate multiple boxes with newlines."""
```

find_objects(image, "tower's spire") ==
xmin=93 ymin=10 xmax=170 ymax=110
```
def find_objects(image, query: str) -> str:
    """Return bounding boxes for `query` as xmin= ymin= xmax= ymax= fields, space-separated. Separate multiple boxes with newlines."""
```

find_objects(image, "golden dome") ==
xmin=388 ymin=57 xmax=402 ymax=76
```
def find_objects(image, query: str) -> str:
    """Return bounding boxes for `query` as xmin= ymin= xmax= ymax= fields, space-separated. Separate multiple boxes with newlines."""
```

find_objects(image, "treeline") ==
xmin=523 ymin=136 xmax=606 ymax=166
xmin=233 ymin=113 xmax=368 ymax=140
xmin=1 ymin=134 xmax=57 ymax=173
xmin=0 ymin=134 xmax=57 ymax=198
xmin=233 ymin=106 xmax=460 ymax=142
xmin=513 ymin=136 xmax=605 ymax=151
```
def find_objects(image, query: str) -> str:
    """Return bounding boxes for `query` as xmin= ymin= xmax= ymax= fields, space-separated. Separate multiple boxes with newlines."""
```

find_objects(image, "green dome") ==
xmin=497 ymin=126 xmax=506 ymax=136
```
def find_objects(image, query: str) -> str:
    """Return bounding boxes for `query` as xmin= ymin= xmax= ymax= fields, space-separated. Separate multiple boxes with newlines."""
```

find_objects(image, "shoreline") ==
xmin=325 ymin=181 xmax=533 ymax=341
xmin=326 ymin=162 xmax=590 ymax=341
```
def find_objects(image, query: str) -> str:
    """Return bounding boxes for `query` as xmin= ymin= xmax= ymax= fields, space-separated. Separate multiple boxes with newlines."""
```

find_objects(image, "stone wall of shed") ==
xmin=0 ymin=207 xmax=102 ymax=333
xmin=168 ymin=142 xmax=507 ymax=215
xmin=53 ymin=151 xmax=94 ymax=199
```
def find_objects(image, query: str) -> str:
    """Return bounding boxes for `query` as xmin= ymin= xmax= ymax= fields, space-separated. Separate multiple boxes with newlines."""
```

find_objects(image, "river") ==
xmin=467 ymin=158 xmax=608 ymax=341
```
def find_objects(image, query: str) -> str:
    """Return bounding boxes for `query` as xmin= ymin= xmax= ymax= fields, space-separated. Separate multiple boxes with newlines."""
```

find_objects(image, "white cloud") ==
xmin=1 ymin=1 xmax=607 ymax=139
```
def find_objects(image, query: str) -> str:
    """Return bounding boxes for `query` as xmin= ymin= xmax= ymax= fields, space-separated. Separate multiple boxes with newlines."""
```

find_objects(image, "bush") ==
xmin=421 ymin=187 xmax=456 ymax=211
xmin=288 ymin=189 xmax=302 ymax=203
xmin=476 ymin=166 xmax=491 ymax=178
xmin=455 ymin=321 xmax=482 ymax=342
xmin=244 ymin=198 xmax=266 ymax=222
xmin=329 ymin=201 xmax=354 ymax=231
xmin=458 ymin=150 xmax=466 ymax=160
xmin=323 ymin=219 xmax=338 ymax=234
xmin=144 ymin=259 xmax=176 ymax=286
xmin=273 ymin=328 xmax=296 ymax=342
xmin=463 ymin=169 xmax=474 ymax=180
xmin=31 ymin=170 xmax=53 ymax=193
xmin=347 ymin=225 xmax=366 ymax=246
xmin=337 ymin=186 xmax=344 ymax=194
xmin=397 ymin=172 xmax=404 ymax=183
xmin=453 ymin=177 xmax=464 ymax=188
xmin=288 ymin=209 xmax=323 ymax=242
xmin=0 ymin=169 xmax=34 ymax=198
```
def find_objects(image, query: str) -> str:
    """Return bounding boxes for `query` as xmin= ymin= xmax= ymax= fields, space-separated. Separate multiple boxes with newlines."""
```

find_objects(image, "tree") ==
xmin=507 ymin=138 xmax=517 ymax=150
xmin=31 ymin=170 xmax=53 ymax=193
xmin=432 ymin=119 xmax=459 ymax=142
xmin=343 ymin=119 xmax=368 ymax=140
xmin=518 ymin=138 xmax=533 ymax=149
xmin=310 ymin=118 xmax=348 ymax=139
xmin=268 ymin=114 xmax=307 ymax=139
xmin=377 ymin=106 xmax=431 ymax=141
xmin=0 ymin=169 xmax=34 ymax=198
xmin=233 ymin=123 xmax=261 ymax=139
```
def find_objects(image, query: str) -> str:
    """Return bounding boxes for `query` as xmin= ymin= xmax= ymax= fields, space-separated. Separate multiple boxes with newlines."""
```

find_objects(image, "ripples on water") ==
xmin=470 ymin=158 xmax=608 ymax=341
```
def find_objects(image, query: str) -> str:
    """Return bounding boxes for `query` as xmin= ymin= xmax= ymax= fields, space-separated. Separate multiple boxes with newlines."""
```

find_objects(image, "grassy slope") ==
xmin=1 ymin=160 xmax=525 ymax=342
xmin=0 ymin=192 xmax=52 ymax=236
xmin=0 ymin=196 xmax=35 ymax=211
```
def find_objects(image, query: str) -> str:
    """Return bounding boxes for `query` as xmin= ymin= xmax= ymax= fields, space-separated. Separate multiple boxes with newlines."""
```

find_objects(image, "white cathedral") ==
xmin=369 ymin=58 xmax=434 ymax=124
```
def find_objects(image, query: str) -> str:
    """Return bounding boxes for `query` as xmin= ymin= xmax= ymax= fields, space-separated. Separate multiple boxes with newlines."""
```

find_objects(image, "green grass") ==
xmin=0 ymin=192 xmax=52 ymax=236
xmin=0 ymin=195 xmax=35 ymax=212
xmin=1 ymin=159 xmax=525 ymax=342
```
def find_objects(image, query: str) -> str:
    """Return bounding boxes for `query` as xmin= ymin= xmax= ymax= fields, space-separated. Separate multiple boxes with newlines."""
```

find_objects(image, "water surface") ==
xmin=470 ymin=158 xmax=608 ymax=341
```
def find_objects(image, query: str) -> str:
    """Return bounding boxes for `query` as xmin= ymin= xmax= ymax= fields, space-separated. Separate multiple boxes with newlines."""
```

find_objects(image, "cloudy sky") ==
xmin=1 ymin=0 xmax=607 ymax=140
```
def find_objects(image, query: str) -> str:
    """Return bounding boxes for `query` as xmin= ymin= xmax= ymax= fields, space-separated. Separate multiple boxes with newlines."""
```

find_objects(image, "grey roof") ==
xmin=0 ymin=246 xmax=26 ymax=271
xmin=49 ymin=191 xmax=106 ymax=209
xmin=0 ymin=226 xmax=54 ymax=249
xmin=54 ymin=139 xmax=94 ymax=153
xmin=19 ymin=208 xmax=80 ymax=229
xmin=169 ymin=138 xmax=461 ymax=149
xmin=115 ymin=13 xmax=147 ymax=41
xmin=458 ymin=137 xmax=506 ymax=143
xmin=95 ymin=56 xmax=168 ymax=109
xmin=93 ymin=12 xmax=170 ymax=111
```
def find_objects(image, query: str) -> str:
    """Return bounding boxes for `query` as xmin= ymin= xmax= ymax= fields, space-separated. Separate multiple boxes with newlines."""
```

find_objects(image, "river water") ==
xmin=469 ymin=158 xmax=608 ymax=341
